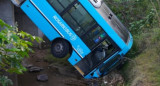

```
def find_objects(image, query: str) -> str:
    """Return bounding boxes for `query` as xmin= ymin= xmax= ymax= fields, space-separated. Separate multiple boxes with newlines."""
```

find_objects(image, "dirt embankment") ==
xmin=18 ymin=48 xmax=124 ymax=86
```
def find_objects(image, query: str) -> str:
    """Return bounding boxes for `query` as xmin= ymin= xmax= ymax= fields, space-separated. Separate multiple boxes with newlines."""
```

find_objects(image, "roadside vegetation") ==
xmin=0 ymin=19 xmax=42 ymax=86
xmin=104 ymin=0 xmax=160 ymax=85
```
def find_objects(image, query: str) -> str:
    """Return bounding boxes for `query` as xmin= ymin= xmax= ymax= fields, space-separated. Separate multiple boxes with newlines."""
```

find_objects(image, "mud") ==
xmin=18 ymin=49 xmax=101 ymax=86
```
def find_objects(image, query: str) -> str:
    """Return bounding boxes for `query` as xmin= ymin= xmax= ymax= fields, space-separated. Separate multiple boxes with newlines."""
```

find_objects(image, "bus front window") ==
xmin=94 ymin=1 xmax=130 ymax=44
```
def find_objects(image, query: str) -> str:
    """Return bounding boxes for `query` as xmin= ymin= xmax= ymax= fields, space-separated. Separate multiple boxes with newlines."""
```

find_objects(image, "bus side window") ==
xmin=62 ymin=13 xmax=84 ymax=36
xmin=48 ymin=0 xmax=64 ymax=13
xmin=58 ymin=0 xmax=74 ymax=8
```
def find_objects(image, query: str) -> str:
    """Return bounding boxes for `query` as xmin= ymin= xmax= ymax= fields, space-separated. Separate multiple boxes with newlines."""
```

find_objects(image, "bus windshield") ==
xmin=95 ymin=1 xmax=130 ymax=44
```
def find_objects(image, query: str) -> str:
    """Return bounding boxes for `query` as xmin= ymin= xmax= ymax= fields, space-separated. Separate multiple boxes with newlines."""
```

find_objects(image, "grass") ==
xmin=121 ymin=27 xmax=160 ymax=86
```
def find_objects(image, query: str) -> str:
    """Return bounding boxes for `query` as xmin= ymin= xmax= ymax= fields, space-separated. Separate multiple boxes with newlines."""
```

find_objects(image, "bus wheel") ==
xmin=51 ymin=39 xmax=70 ymax=58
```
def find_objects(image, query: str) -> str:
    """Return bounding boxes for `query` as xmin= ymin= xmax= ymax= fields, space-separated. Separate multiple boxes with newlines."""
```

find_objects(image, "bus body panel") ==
xmin=21 ymin=0 xmax=60 ymax=41
xmin=119 ymin=34 xmax=133 ymax=56
xmin=84 ymin=69 xmax=97 ymax=79
xmin=68 ymin=50 xmax=82 ymax=66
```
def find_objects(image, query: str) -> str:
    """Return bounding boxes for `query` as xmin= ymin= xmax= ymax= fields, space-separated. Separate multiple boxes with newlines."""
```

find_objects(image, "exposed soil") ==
xmin=18 ymin=48 xmax=102 ymax=86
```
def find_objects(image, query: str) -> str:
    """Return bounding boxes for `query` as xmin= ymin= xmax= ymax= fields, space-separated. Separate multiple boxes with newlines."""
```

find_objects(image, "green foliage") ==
xmin=105 ymin=0 xmax=153 ymax=27
xmin=129 ymin=9 xmax=156 ymax=34
xmin=121 ymin=27 xmax=160 ymax=86
xmin=0 ymin=76 xmax=13 ymax=86
xmin=105 ymin=0 xmax=159 ymax=31
xmin=0 ymin=19 xmax=42 ymax=86
xmin=151 ymin=28 xmax=160 ymax=43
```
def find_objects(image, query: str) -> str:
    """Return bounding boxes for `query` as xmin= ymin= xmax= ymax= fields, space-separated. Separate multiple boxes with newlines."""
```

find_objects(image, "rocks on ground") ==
xmin=28 ymin=66 xmax=44 ymax=72
xmin=37 ymin=74 xmax=48 ymax=82
xmin=102 ymin=71 xmax=124 ymax=86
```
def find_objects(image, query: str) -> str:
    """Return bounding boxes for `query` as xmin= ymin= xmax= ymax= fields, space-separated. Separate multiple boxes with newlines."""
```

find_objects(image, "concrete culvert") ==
xmin=11 ymin=0 xmax=24 ymax=7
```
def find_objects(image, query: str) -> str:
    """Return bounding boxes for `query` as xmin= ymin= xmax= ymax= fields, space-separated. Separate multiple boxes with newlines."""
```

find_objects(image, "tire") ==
xmin=11 ymin=0 xmax=24 ymax=7
xmin=51 ymin=39 xmax=70 ymax=58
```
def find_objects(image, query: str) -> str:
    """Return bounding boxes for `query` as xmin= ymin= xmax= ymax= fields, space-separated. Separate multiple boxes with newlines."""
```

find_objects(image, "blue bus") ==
xmin=12 ymin=0 xmax=133 ymax=79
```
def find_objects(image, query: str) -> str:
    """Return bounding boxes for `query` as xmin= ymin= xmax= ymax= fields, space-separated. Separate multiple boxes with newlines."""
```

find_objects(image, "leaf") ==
xmin=5 ymin=48 xmax=21 ymax=52
xmin=11 ymin=34 xmax=19 ymax=42
xmin=18 ymin=51 xmax=29 ymax=57
xmin=20 ymin=46 xmax=25 ymax=51
xmin=35 ymin=37 xmax=42 ymax=43
xmin=0 ymin=55 xmax=2 ymax=63
xmin=0 ymin=75 xmax=13 ymax=86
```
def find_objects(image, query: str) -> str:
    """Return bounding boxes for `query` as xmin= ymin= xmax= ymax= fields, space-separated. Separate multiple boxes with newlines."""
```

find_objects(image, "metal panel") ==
xmin=21 ymin=0 xmax=60 ymax=41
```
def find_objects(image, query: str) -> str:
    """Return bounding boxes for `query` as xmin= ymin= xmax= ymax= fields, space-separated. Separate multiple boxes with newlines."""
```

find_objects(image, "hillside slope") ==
xmin=121 ymin=28 xmax=160 ymax=86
